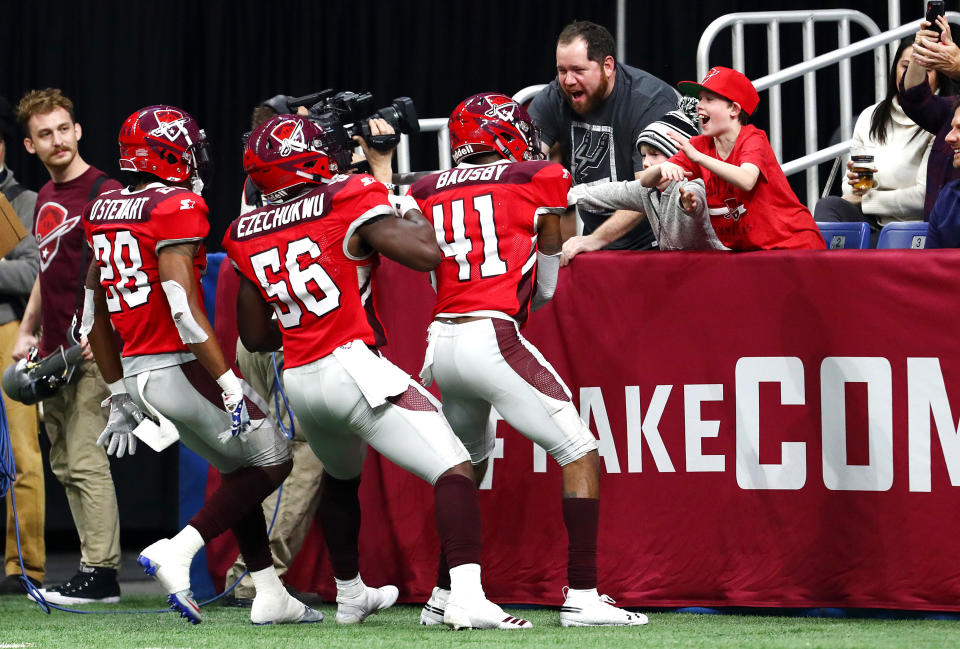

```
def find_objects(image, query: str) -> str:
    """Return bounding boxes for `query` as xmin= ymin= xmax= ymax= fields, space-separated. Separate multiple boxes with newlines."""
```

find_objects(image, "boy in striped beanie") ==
xmin=568 ymin=98 xmax=729 ymax=250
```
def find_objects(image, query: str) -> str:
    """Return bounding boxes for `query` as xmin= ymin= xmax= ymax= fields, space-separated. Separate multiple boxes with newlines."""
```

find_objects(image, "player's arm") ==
xmin=12 ymin=277 xmax=41 ymax=360
xmin=82 ymin=258 xmax=143 ymax=458
xmin=82 ymin=259 xmax=123 ymax=383
xmin=560 ymin=171 xmax=646 ymax=267
xmin=157 ymin=243 xmax=228 ymax=377
xmin=351 ymin=208 xmax=441 ymax=271
xmin=236 ymin=274 xmax=282 ymax=353
xmin=158 ymin=242 xmax=249 ymax=438
xmin=532 ymin=211 xmax=562 ymax=312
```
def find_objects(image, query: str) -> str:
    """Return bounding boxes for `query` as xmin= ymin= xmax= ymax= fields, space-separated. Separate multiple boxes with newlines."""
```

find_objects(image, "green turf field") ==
xmin=0 ymin=596 xmax=956 ymax=649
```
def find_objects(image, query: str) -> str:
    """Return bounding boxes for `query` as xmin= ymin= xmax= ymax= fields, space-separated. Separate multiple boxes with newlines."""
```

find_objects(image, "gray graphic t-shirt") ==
xmin=529 ymin=63 xmax=677 ymax=250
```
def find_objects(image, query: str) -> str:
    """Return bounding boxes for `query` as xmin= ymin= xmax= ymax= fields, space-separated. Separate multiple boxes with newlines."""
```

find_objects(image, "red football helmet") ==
xmin=118 ymin=105 xmax=211 ymax=188
xmin=448 ymin=93 xmax=544 ymax=165
xmin=243 ymin=114 xmax=351 ymax=202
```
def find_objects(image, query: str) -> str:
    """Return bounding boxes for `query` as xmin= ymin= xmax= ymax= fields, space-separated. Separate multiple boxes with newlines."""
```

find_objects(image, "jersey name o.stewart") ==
xmin=223 ymin=174 xmax=395 ymax=369
xmin=409 ymin=160 xmax=570 ymax=325
xmin=82 ymin=183 xmax=209 ymax=357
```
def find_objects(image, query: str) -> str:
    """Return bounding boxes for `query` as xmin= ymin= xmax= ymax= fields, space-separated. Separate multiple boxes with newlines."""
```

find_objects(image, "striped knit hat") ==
xmin=635 ymin=97 xmax=700 ymax=157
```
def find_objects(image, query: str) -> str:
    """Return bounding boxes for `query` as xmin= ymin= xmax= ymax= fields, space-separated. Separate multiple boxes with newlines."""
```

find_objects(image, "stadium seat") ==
xmin=876 ymin=221 xmax=928 ymax=249
xmin=816 ymin=221 xmax=870 ymax=249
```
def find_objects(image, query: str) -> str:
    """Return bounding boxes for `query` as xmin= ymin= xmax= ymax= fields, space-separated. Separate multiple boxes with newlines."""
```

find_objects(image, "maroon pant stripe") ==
xmin=492 ymin=320 xmax=567 ymax=401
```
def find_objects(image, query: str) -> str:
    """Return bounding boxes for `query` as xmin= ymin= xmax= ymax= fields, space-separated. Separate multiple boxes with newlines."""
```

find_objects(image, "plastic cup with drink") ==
xmin=849 ymin=148 xmax=877 ymax=195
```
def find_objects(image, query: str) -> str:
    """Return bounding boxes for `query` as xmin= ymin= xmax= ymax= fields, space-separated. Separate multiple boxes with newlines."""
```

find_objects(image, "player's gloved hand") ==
xmin=389 ymin=194 xmax=420 ymax=219
xmin=97 ymin=381 xmax=143 ymax=458
xmin=216 ymin=369 xmax=250 ymax=443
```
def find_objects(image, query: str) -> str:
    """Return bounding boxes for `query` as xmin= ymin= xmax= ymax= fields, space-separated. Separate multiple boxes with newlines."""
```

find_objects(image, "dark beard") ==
xmin=562 ymin=73 xmax=611 ymax=117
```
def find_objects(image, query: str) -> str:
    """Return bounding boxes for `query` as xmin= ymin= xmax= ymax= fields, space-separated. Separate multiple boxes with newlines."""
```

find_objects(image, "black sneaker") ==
xmin=0 ymin=574 xmax=41 ymax=595
xmin=221 ymin=591 xmax=253 ymax=608
xmin=284 ymin=583 xmax=322 ymax=607
xmin=36 ymin=566 xmax=120 ymax=605
xmin=221 ymin=584 xmax=320 ymax=608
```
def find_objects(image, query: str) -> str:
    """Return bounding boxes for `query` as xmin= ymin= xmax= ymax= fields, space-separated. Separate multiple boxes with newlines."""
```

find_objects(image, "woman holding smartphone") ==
xmin=900 ymin=14 xmax=960 ymax=219
xmin=815 ymin=38 xmax=949 ymax=246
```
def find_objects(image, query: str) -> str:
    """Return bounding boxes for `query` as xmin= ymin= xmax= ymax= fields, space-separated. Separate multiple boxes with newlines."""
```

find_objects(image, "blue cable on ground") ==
xmin=198 ymin=352 xmax=293 ymax=608
xmin=4 ymin=367 xmax=292 ymax=616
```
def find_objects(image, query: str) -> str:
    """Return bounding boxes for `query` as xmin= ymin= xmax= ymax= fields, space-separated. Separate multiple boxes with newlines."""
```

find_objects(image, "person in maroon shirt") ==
xmin=12 ymin=89 xmax=123 ymax=604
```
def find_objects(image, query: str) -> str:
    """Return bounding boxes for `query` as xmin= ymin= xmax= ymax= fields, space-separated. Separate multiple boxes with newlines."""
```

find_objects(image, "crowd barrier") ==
xmin=198 ymin=249 xmax=960 ymax=610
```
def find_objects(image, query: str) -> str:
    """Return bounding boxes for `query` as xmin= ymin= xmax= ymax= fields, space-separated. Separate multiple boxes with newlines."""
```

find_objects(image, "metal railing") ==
xmin=397 ymin=9 xmax=956 ymax=209
xmin=698 ymin=10 xmax=885 ymax=208
xmin=699 ymin=10 xmax=960 ymax=209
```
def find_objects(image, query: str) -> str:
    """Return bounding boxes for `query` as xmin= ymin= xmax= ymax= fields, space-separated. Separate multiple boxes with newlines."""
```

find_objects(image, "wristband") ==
xmin=216 ymin=369 xmax=241 ymax=394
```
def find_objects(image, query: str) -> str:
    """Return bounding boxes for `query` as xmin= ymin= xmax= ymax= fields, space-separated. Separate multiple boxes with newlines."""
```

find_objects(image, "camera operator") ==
xmin=224 ymin=96 xmax=399 ymax=608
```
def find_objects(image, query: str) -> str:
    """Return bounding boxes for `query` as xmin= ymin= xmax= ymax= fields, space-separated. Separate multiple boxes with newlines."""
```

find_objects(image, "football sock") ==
xmin=562 ymin=497 xmax=599 ymax=590
xmin=449 ymin=563 xmax=484 ymax=599
xmin=436 ymin=553 xmax=452 ymax=591
xmin=189 ymin=460 xmax=292 ymax=542
xmin=171 ymin=525 xmax=205 ymax=557
xmin=335 ymin=574 xmax=364 ymax=598
xmin=232 ymin=506 xmax=273 ymax=572
xmin=433 ymin=474 xmax=482 ymax=570
xmin=318 ymin=473 xmax=362 ymax=580
xmin=250 ymin=566 xmax=285 ymax=597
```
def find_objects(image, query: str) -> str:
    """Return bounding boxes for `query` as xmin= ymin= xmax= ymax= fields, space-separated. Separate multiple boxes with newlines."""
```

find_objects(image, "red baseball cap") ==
xmin=678 ymin=66 xmax=760 ymax=117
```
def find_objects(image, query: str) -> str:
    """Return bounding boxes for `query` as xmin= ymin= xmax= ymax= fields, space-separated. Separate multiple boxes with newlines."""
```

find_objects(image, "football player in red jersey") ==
xmin=410 ymin=93 xmax=648 ymax=627
xmin=224 ymin=115 xmax=532 ymax=629
xmin=82 ymin=105 xmax=321 ymax=626
xmin=223 ymin=113 xmax=531 ymax=630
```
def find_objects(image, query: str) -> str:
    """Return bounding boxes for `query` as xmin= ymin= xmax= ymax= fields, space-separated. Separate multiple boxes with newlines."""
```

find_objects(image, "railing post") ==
xmin=397 ymin=133 xmax=411 ymax=175
xmin=732 ymin=21 xmax=745 ymax=72
xmin=802 ymin=16 xmax=819 ymax=209
xmin=767 ymin=20 xmax=782 ymax=161
xmin=437 ymin=127 xmax=452 ymax=171
xmin=889 ymin=1 xmax=901 ymax=59
xmin=838 ymin=18 xmax=853 ymax=142
xmin=875 ymin=44 xmax=887 ymax=102
xmin=616 ymin=0 xmax=626 ymax=64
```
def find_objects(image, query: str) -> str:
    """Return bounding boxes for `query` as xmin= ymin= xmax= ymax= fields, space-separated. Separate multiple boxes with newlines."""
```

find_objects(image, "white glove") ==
xmin=388 ymin=194 xmax=420 ymax=219
xmin=216 ymin=370 xmax=250 ymax=443
xmin=97 ymin=381 xmax=143 ymax=458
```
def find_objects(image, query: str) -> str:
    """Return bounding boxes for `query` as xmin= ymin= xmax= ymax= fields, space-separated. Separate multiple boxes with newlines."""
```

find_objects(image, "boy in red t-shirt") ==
xmin=640 ymin=66 xmax=825 ymax=250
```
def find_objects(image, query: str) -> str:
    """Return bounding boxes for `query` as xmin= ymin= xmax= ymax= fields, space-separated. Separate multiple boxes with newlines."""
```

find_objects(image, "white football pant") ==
xmin=424 ymin=318 xmax=597 ymax=467
xmin=125 ymin=363 xmax=291 ymax=472
xmin=283 ymin=349 xmax=470 ymax=484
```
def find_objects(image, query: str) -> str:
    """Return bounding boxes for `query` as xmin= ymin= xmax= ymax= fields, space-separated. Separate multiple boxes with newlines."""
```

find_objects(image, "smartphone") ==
xmin=926 ymin=0 xmax=945 ymax=37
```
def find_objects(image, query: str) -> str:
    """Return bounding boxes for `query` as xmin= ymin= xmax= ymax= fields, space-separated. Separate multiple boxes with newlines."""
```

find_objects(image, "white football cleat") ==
xmin=420 ymin=586 xmax=449 ymax=626
xmin=444 ymin=593 xmax=533 ymax=630
xmin=137 ymin=538 xmax=192 ymax=594
xmin=559 ymin=587 xmax=649 ymax=627
xmin=251 ymin=590 xmax=323 ymax=625
xmin=335 ymin=584 xmax=399 ymax=624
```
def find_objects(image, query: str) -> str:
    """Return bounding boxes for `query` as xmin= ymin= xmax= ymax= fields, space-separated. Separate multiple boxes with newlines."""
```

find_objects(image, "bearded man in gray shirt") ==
xmin=528 ymin=20 xmax=677 ymax=263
